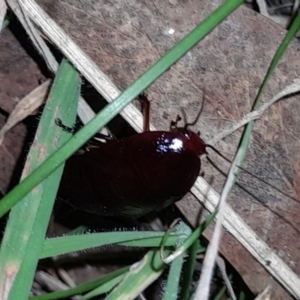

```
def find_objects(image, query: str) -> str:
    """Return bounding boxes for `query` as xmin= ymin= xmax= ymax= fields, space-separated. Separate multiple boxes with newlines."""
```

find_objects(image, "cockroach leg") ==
xmin=56 ymin=118 xmax=115 ymax=142
xmin=55 ymin=118 xmax=76 ymax=133
xmin=139 ymin=93 xmax=150 ymax=132
xmin=93 ymin=132 xmax=116 ymax=141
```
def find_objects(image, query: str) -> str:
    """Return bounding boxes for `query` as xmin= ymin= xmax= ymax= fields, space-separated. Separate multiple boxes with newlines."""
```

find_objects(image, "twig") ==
xmin=0 ymin=80 xmax=51 ymax=147
xmin=208 ymin=78 xmax=300 ymax=145
xmin=34 ymin=271 xmax=80 ymax=300
xmin=194 ymin=161 xmax=234 ymax=299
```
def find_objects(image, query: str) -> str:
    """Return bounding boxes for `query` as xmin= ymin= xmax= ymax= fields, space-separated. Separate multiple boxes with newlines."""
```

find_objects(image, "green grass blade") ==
xmin=180 ymin=239 xmax=200 ymax=300
xmin=162 ymin=223 xmax=192 ymax=300
xmin=156 ymin=217 xmax=216 ymax=298
xmin=0 ymin=60 xmax=80 ymax=299
xmin=0 ymin=0 xmax=243 ymax=218
xmin=40 ymin=232 xmax=184 ymax=259
xmin=163 ymin=254 xmax=185 ymax=300
xmin=40 ymin=210 xmax=216 ymax=260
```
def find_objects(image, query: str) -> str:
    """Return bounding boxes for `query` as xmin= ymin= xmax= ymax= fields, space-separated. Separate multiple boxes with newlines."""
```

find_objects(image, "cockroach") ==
xmin=57 ymin=94 xmax=295 ymax=218
xmin=57 ymin=94 xmax=207 ymax=217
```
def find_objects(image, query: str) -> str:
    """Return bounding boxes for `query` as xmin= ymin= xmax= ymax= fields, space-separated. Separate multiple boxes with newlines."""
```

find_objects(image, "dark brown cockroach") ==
xmin=58 ymin=94 xmax=297 ymax=218
xmin=57 ymin=94 xmax=207 ymax=217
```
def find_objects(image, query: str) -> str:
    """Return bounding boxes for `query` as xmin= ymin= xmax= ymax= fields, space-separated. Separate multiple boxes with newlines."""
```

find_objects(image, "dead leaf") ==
xmin=0 ymin=80 xmax=50 ymax=147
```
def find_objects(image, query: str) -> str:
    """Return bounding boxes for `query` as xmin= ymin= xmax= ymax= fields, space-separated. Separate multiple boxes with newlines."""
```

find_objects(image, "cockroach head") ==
xmin=169 ymin=94 xmax=206 ymax=156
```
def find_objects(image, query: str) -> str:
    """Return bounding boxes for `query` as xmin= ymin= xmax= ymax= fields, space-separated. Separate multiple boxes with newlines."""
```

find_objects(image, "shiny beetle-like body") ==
xmin=58 ymin=96 xmax=206 ymax=217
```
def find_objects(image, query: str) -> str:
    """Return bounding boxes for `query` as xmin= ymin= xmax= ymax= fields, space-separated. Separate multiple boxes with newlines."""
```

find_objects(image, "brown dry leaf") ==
xmin=29 ymin=0 xmax=300 ymax=298
xmin=0 ymin=79 xmax=50 ymax=147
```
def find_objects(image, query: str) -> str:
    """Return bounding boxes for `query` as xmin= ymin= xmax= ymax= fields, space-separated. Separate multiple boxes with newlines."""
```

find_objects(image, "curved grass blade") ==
xmin=180 ymin=239 xmax=200 ymax=300
xmin=162 ymin=223 xmax=192 ymax=300
xmin=40 ymin=231 xmax=184 ymax=259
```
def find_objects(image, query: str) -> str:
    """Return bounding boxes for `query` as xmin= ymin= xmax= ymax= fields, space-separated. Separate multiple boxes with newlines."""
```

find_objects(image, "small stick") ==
xmin=208 ymin=78 xmax=300 ymax=145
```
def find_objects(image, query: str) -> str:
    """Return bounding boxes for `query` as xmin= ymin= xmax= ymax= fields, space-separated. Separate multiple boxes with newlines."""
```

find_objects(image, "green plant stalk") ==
xmin=163 ymin=253 xmax=185 ymax=300
xmin=0 ymin=60 xmax=80 ymax=299
xmin=40 ymin=232 xmax=184 ymax=259
xmin=0 ymin=0 xmax=243 ymax=218
xmin=30 ymin=266 xmax=130 ymax=300
xmin=162 ymin=222 xmax=192 ymax=300
xmin=180 ymin=239 xmax=200 ymax=300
